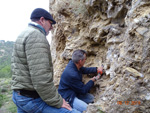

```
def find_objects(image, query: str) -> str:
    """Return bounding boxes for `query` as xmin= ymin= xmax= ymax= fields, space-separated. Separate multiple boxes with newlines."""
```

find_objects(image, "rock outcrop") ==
xmin=49 ymin=0 xmax=150 ymax=112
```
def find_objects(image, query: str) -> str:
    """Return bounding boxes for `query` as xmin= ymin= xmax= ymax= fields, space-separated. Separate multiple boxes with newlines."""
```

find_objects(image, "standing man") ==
xmin=11 ymin=8 xmax=80 ymax=113
xmin=58 ymin=49 xmax=103 ymax=113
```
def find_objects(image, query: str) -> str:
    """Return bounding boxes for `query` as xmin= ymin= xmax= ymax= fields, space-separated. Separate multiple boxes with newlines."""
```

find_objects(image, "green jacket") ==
xmin=11 ymin=23 xmax=63 ymax=108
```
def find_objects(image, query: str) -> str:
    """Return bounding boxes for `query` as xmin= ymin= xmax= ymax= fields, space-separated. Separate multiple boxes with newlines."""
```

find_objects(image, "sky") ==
xmin=0 ymin=0 xmax=51 ymax=42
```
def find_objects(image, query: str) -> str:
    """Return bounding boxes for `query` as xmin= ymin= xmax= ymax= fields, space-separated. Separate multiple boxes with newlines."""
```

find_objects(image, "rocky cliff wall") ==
xmin=49 ymin=0 xmax=150 ymax=113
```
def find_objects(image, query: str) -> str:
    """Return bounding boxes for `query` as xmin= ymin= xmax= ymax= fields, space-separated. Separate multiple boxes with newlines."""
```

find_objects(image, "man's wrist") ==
xmin=92 ymin=77 xmax=97 ymax=82
xmin=94 ymin=77 xmax=96 ymax=82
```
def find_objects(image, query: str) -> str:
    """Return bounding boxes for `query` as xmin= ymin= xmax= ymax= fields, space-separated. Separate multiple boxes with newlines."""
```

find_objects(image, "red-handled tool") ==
xmin=96 ymin=64 xmax=105 ymax=80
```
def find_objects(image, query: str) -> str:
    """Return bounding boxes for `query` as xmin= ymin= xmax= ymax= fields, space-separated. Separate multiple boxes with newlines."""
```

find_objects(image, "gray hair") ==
xmin=72 ymin=49 xmax=87 ymax=64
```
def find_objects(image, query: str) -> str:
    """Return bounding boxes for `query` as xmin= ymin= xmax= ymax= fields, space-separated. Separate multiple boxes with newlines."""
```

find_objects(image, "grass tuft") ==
xmin=0 ymin=78 xmax=17 ymax=113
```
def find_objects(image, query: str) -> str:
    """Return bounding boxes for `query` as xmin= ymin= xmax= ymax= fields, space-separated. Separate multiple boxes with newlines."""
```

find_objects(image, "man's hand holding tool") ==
xmin=91 ymin=65 xmax=105 ymax=82
xmin=95 ymin=65 xmax=105 ymax=80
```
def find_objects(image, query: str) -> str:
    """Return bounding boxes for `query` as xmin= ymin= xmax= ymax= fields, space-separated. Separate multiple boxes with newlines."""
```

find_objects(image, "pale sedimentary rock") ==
xmin=49 ymin=0 xmax=150 ymax=112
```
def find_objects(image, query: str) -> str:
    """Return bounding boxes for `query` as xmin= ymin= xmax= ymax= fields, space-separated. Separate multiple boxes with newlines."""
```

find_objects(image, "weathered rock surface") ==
xmin=49 ymin=0 xmax=150 ymax=112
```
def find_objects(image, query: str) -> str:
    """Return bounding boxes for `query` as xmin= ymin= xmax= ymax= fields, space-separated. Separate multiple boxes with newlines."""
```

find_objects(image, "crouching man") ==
xmin=58 ymin=49 xmax=103 ymax=113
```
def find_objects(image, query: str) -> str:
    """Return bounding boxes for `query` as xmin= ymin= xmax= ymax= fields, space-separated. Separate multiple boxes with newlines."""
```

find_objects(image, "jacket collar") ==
xmin=28 ymin=22 xmax=46 ymax=36
xmin=69 ymin=60 xmax=79 ymax=71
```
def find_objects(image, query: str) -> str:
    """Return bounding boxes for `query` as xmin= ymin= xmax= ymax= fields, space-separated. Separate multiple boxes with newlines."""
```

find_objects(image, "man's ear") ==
xmin=78 ymin=60 xmax=82 ymax=64
xmin=39 ymin=17 xmax=45 ymax=25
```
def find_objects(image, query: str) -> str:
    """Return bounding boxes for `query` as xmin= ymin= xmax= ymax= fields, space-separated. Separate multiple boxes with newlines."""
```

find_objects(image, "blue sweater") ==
xmin=58 ymin=60 xmax=97 ymax=106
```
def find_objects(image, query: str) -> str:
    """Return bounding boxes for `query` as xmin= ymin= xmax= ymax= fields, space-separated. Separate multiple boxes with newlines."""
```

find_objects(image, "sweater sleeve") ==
xmin=80 ymin=67 xmax=97 ymax=74
xmin=25 ymin=32 xmax=63 ymax=108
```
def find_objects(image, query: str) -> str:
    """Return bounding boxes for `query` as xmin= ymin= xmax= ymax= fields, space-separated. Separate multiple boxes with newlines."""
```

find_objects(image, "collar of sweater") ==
xmin=69 ymin=60 xmax=80 ymax=71
xmin=28 ymin=22 xmax=46 ymax=36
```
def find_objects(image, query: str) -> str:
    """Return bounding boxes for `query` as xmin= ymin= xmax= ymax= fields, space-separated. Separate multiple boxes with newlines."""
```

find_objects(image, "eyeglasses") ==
xmin=48 ymin=20 xmax=53 ymax=26
xmin=45 ymin=18 xmax=53 ymax=26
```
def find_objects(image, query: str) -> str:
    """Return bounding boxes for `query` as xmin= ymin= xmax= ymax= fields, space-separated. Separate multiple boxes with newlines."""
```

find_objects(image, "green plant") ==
xmin=0 ymin=41 xmax=14 ymax=78
xmin=0 ymin=65 xmax=11 ymax=78
xmin=97 ymin=106 xmax=105 ymax=113
xmin=0 ymin=78 xmax=17 ymax=113
xmin=0 ymin=94 xmax=3 ymax=107
xmin=98 ymin=110 xmax=105 ymax=113
xmin=7 ymin=101 xmax=17 ymax=113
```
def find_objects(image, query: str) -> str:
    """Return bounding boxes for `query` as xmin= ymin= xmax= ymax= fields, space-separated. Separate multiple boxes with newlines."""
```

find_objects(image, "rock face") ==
xmin=49 ymin=0 xmax=150 ymax=113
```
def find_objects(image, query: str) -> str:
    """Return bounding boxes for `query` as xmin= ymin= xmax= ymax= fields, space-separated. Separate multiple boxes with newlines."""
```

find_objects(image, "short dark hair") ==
xmin=72 ymin=49 xmax=87 ymax=64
